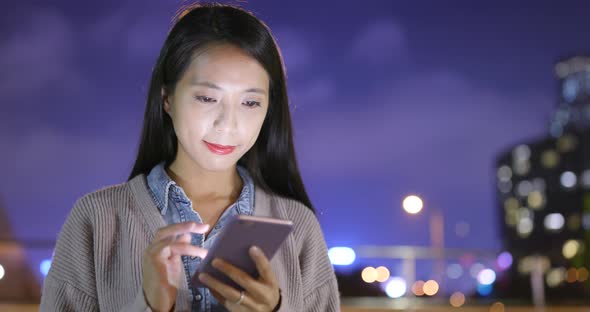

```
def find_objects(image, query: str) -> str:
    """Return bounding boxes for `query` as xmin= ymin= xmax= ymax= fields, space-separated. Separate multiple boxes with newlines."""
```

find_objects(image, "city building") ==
xmin=495 ymin=56 xmax=590 ymax=300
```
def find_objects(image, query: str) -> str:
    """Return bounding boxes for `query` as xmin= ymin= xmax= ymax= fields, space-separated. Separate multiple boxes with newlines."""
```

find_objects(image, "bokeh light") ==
xmin=498 ymin=180 xmax=512 ymax=193
xmin=477 ymin=269 xmax=496 ymax=285
xmin=403 ymin=195 xmax=424 ymax=214
xmin=496 ymin=252 xmax=513 ymax=271
xmin=557 ymin=134 xmax=577 ymax=152
xmin=470 ymin=263 xmax=485 ymax=278
xmin=560 ymin=171 xmax=577 ymax=188
xmin=546 ymin=267 xmax=565 ymax=288
xmin=490 ymin=302 xmax=505 ymax=312
xmin=476 ymin=283 xmax=493 ymax=296
xmin=532 ymin=178 xmax=546 ymax=192
xmin=513 ymin=144 xmax=531 ymax=161
xmin=517 ymin=218 xmax=533 ymax=237
xmin=497 ymin=165 xmax=512 ymax=182
xmin=0 ymin=264 xmax=4 ymax=280
xmin=562 ymin=240 xmax=581 ymax=259
xmin=423 ymin=280 xmax=439 ymax=296
xmin=385 ymin=277 xmax=407 ymax=298
xmin=40 ymin=259 xmax=52 ymax=276
xmin=449 ymin=292 xmax=465 ymax=307
xmin=577 ymin=267 xmax=589 ymax=282
xmin=582 ymin=169 xmax=590 ymax=188
xmin=516 ymin=180 xmax=533 ymax=197
xmin=361 ymin=266 xmax=378 ymax=283
xmin=375 ymin=266 xmax=390 ymax=283
xmin=513 ymin=159 xmax=531 ymax=175
xmin=328 ymin=247 xmax=356 ymax=265
xmin=447 ymin=263 xmax=463 ymax=279
xmin=541 ymin=150 xmax=559 ymax=168
xmin=544 ymin=213 xmax=565 ymax=231
xmin=566 ymin=267 xmax=578 ymax=283
xmin=412 ymin=280 xmax=425 ymax=296
xmin=455 ymin=221 xmax=470 ymax=238
xmin=517 ymin=256 xmax=550 ymax=274
xmin=584 ymin=213 xmax=590 ymax=230
xmin=527 ymin=191 xmax=544 ymax=209
xmin=503 ymin=197 xmax=519 ymax=211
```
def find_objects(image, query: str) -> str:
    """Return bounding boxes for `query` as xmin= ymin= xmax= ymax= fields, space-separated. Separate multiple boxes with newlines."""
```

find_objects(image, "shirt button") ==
xmin=195 ymin=293 xmax=203 ymax=301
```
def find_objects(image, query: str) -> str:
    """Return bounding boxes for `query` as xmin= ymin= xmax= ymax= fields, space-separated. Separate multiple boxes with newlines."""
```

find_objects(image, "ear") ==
xmin=161 ymin=87 xmax=171 ymax=114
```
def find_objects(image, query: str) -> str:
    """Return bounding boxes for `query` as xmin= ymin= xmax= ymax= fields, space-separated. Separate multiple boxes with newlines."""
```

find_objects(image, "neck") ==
xmin=166 ymin=155 xmax=242 ymax=203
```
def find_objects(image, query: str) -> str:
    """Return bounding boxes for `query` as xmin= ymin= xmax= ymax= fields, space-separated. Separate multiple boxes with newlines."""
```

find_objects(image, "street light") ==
xmin=403 ymin=195 xmax=424 ymax=214
xmin=401 ymin=194 xmax=445 ymax=297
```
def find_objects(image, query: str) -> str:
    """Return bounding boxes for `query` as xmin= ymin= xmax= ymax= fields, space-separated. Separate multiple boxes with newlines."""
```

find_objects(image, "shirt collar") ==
xmin=146 ymin=162 xmax=255 ymax=216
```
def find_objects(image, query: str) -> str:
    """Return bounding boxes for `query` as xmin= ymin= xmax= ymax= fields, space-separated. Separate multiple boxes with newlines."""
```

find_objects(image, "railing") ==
xmin=350 ymin=245 xmax=548 ymax=311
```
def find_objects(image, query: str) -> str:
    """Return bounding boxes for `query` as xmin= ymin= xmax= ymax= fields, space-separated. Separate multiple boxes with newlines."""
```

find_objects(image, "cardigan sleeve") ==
xmin=40 ymin=198 xmax=100 ymax=311
xmin=303 ymin=279 xmax=340 ymax=312
xmin=39 ymin=197 xmax=155 ymax=312
xmin=297 ymin=210 xmax=341 ymax=312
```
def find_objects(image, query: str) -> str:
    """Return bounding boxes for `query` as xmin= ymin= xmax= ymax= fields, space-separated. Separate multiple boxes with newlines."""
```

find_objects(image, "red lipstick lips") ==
xmin=204 ymin=141 xmax=236 ymax=155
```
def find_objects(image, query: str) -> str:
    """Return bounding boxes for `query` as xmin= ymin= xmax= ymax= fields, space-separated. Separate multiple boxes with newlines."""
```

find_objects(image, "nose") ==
xmin=214 ymin=102 xmax=238 ymax=134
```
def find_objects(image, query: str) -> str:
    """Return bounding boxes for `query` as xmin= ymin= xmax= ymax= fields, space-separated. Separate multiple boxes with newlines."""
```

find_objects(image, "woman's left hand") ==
xmin=198 ymin=246 xmax=281 ymax=312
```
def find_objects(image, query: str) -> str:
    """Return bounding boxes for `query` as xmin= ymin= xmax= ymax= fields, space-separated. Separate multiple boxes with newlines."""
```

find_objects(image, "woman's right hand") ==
xmin=142 ymin=222 xmax=210 ymax=312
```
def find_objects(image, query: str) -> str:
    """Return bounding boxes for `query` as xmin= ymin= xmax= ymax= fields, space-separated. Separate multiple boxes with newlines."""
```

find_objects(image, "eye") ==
xmin=194 ymin=96 xmax=216 ymax=103
xmin=243 ymin=100 xmax=261 ymax=108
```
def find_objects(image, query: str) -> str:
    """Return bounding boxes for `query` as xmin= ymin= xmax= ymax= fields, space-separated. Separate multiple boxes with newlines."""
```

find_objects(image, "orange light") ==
xmin=449 ymin=292 xmax=465 ymax=307
xmin=411 ymin=280 xmax=425 ymax=296
xmin=490 ymin=302 xmax=505 ymax=312
xmin=578 ymin=267 xmax=589 ymax=282
xmin=375 ymin=266 xmax=390 ymax=283
xmin=361 ymin=267 xmax=377 ymax=283
xmin=566 ymin=267 xmax=578 ymax=283
xmin=423 ymin=280 xmax=439 ymax=296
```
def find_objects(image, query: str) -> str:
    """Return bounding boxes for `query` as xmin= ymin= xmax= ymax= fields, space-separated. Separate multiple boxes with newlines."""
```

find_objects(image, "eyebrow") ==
xmin=190 ymin=81 xmax=267 ymax=95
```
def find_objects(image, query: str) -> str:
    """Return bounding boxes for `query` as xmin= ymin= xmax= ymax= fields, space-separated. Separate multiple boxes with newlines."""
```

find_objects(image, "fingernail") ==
xmin=198 ymin=273 xmax=207 ymax=281
xmin=212 ymin=258 xmax=221 ymax=268
xmin=250 ymin=246 xmax=261 ymax=255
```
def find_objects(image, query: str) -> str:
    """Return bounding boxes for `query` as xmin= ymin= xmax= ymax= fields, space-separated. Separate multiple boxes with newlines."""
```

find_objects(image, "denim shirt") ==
xmin=146 ymin=162 xmax=255 ymax=312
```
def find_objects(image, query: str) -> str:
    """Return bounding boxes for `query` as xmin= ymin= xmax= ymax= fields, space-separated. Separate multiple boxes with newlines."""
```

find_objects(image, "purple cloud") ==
xmin=296 ymin=70 xmax=553 ymax=178
xmin=273 ymin=28 xmax=313 ymax=72
xmin=0 ymin=9 xmax=76 ymax=96
xmin=351 ymin=20 xmax=406 ymax=64
xmin=0 ymin=127 xmax=135 ymax=239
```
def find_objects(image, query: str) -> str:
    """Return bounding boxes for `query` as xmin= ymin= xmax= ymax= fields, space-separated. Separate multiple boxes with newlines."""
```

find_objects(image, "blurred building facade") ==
xmin=495 ymin=56 xmax=590 ymax=301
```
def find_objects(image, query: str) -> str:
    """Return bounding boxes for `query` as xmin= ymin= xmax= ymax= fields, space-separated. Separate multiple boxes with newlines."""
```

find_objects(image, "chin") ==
xmin=192 ymin=154 xmax=241 ymax=172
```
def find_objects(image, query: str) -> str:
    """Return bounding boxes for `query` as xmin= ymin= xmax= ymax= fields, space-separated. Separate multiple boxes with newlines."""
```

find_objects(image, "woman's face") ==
xmin=163 ymin=43 xmax=270 ymax=172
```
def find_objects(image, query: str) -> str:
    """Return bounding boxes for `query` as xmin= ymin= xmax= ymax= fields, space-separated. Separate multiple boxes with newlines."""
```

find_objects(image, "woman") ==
xmin=40 ymin=3 xmax=339 ymax=312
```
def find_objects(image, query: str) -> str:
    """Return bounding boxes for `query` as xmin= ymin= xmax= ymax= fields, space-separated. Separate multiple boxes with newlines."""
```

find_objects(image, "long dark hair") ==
xmin=128 ymin=3 xmax=314 ymax=212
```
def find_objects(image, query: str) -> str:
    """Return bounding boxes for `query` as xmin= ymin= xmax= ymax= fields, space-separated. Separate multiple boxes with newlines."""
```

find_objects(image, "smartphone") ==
xmin=191 ymin=214 xmax=294 ymax=291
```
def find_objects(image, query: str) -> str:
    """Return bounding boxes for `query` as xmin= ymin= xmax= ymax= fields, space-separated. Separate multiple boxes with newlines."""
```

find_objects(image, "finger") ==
xmin=175 ymin=233 xmax=192 ymax=243
xmin=249 ymin=246 xmax=277 ymax=286
xmin=198 ymin=273 xmax=255 ymax=309
xmin=210 ymin=289 xmax=223 ymax=303
xmin=146 ymin=235 xmax=176 ymax=258
xmin=147 ymin=239 xmax=207 ymax=261
xmin=169 ymin=242 xmax=208 ymax=259
xmin=154 ymin=222 xmax=209 ymax=242
xmin=211 ymin=258 xmax=266 ymax=300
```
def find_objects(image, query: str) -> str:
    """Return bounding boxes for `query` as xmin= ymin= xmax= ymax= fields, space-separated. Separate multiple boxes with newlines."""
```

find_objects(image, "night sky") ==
xmin=2 ymin=0 xmax=590 ymax=263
